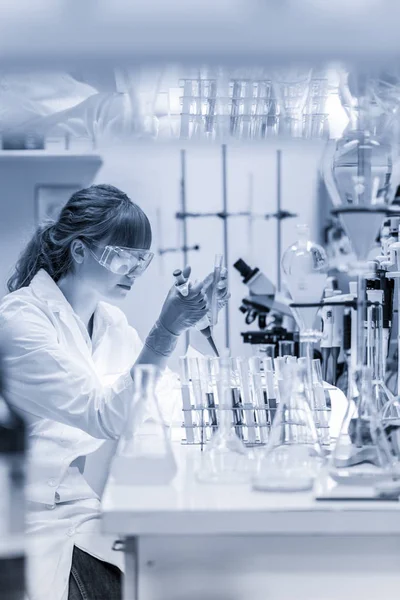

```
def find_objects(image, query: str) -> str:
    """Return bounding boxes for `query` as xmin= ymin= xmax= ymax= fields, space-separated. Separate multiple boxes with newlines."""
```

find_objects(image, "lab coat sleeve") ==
xmin=1 ymin=305 xmax=134 ymax=439
xmin=125 ymin=324 xmax=182 ymax=424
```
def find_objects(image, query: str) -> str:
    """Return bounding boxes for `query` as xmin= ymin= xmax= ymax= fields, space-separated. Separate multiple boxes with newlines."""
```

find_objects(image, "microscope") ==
xmin=233 ymin=258 xmax=298 ymax=354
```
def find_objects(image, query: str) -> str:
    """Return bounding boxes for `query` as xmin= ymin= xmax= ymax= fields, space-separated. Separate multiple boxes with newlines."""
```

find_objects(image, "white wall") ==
xmin=0 ymin=153 xmax=101 ymax=296
xmin=0 ymin=141 xmax=325 ymax=369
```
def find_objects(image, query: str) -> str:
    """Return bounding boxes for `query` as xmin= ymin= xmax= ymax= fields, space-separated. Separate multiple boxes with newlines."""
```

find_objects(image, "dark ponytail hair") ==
xmin=7 ymin=184 xmax=152 ymax=293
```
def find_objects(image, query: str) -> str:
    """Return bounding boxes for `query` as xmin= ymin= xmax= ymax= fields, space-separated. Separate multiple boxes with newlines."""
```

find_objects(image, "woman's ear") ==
xmin=70 ymin=240 xmax=86 ymax=265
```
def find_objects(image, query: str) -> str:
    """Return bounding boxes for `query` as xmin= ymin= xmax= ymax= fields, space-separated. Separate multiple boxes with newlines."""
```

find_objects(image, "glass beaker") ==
xmin=112 ymin=365 xmax=177 ymax=485
xmin=330 ymin=365 xmax=395 ymax=485
xmin=252 ymin=362 xmax=324 ymax=492
xmin=197 ymin=353 xmax=251 ymax=484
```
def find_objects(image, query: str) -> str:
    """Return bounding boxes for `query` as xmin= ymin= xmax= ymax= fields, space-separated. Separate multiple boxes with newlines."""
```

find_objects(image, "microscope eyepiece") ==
xmin=234 ymin=258 xmax=259 ymax=283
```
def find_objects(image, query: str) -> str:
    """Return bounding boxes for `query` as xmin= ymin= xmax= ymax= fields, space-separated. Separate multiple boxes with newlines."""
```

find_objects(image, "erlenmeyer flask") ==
xmin=197 ymin=353 xmax=251 ymax=484
xmin=252 ymin=362 xmax=324 ymax=492
xmin=330 ymin=365 xmax=394 ymax=485
xmin=112 ymin=365 xmax=177 ymax=485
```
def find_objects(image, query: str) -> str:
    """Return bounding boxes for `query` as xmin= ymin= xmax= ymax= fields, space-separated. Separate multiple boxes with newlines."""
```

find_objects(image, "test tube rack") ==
xmin=180 ymin=358 xmax=332 ymax=452
xmin=180 ymin=402 xmax=274 ymax=451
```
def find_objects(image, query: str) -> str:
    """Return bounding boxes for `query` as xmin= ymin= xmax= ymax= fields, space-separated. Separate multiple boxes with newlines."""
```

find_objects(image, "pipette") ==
xmin=173 ymin=268 xmax=220 ymax=357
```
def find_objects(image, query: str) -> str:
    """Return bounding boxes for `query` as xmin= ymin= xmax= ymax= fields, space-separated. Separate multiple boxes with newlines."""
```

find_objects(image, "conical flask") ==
xmin=196 ymin=353 xmax=252 ymax=484
xmin=112 ymin=365 xmax=177 ymax=485
xmin=330 ymin=366 xmax=394 ymax=485
xmin=252 ymin=362 xmax=324 ymax=492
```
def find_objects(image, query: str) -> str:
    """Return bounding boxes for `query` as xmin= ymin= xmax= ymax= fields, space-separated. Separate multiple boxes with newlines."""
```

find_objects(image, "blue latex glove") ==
xmin=159 ymin=266 xmax=209 ymax=336
xmin=202 ymin=267 xmax=230 ymax=323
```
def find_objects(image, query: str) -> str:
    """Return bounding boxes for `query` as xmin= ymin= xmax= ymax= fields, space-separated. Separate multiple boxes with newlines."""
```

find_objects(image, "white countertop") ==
xmin=101 ymin=441 xmax=400 ymax=537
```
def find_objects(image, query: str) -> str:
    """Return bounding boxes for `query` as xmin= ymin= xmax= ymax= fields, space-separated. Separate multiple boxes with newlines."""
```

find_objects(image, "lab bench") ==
xmin=102 ymin=443 xmax=400 ymax=600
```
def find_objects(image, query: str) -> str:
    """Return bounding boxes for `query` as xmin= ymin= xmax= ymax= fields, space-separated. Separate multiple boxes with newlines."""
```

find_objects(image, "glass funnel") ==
xmin=196 ymin=353 xmax=251 ymax=484
xmin=252 ymin=362 xmax=324 ymax=492
xmin=112 ymin=365 xmax=177 ymax=485
xmin=330 ymin=366 xmax=395 ymax=485
xmin=282 ymin=224 xmax=328 ymax=339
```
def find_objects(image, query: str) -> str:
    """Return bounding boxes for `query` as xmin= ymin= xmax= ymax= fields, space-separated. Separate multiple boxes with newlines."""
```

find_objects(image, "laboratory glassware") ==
xmin=262 ymin=357 xmax=278 ymax=425
xmin=112 ymin=365 xmax=177 ymax=485
xmin=330 ymin=365 xmax=395 ymax=485
xmin=381 ymin=394 xmax=400 ymax=472
xmin=252 ymin=362 xmax=324 ymax=492
xmin=303 ymin=70 xmax=330 ymax=139
xmin=249 ymin=357 xmax=269 ymax=443
xmin=237 ymin=358 xmax=257 ymax=445
xmin=253 ymin=343 xmax=276 ymax=363
xmin=312 ymin=358 xmax=331 ymax=447
xmin=188 ymin=357 xmax=207 ymax=446
xmin=198 ymin=356 xmax=218 ymax=435
xmin=282 ymin=224 xmax=328 ymax=426
xmin=273 ymin=69 xmax=311 ymax=138
xmin=322 ymin=78 xmax=400 ymax=370
xmin=229 ymin=357 xmax=245 ymax=441
xmin=278 ymin=340 xmax=295 ymax=357
xmin=366 ymin=298 xmax=393 ymax=412
xmin=180 ymin=356 xmax=196 ymax=444
xmin=252 ymin=79 xmax=272 ymax=139
xmin=197 ymin=353 xmax=251 ymax=484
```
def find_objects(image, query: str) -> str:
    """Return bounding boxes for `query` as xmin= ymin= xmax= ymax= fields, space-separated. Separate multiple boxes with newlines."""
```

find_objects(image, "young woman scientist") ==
xmin=0 ymin=184 xmax=228 ymax=600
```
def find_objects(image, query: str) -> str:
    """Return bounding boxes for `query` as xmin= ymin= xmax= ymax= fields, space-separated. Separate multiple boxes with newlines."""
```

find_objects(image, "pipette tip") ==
xmin=207 ymin=336 xmax=219 ymax=357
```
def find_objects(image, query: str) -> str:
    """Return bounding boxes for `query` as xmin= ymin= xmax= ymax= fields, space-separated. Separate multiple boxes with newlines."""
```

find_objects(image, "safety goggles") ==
xmin=90 ymin=245 xmax=154 ymax=277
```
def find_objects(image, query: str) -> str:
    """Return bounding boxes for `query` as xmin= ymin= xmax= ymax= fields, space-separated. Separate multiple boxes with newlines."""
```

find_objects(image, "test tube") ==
xmin=278 ymin=340 xmax=295 ymax=357
xmin=286 ymin=355 xmax=298 ymax=366
xmin=188 ymin=358 xmax=206 ymax=446
xmin=198 ymin=357 xmax=218 ymax=435
xmin=262 ymin=357 xmax=277 ymax=425
xmin=257 ymin=344 xmax=276 ymax=365
xmin=249 ymin=357 xmax=268 ymax=443
xmin=230 ymin=358 xmax=244 ymax=440
xmin=179 ymin=357 xmax=195 ymax=444
xmin=237 ymin=358 xmax=257 ymax=445
xmin=210 ymin=254 xmax=223 ymax=327
xmin=312 ymin=359 xmax=330 ymax=446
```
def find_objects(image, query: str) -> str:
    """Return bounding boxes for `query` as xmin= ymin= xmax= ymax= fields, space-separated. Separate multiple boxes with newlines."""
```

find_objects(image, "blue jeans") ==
xmin=68 ymin=546 xmax=121 ymax=600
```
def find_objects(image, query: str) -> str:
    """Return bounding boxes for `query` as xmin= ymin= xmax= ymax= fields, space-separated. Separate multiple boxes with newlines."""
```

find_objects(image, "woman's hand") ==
xmin=202 ymin=267 xmax=230 ymax=318
xmin=158 ymin=266 xmax=209 ymax=336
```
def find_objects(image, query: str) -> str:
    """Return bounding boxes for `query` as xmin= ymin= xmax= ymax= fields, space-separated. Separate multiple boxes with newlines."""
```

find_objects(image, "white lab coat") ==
xmin=0 ymin=269 xmax=180 ymax=600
